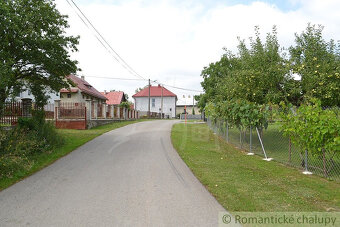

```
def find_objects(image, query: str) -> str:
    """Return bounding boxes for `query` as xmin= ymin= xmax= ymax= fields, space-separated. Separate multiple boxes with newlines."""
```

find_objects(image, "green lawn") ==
xmin=0 ymin=119 xmax=148 ymax=191
xmin=211 ymin=120 xmax=340 ymax=180
xmin=171 ymin=123 xmax=340 ymax=212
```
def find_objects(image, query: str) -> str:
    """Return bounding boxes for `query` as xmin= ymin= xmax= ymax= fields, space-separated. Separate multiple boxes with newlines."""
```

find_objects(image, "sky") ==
xmin=54 ymin=0 xmax=340 ymax=105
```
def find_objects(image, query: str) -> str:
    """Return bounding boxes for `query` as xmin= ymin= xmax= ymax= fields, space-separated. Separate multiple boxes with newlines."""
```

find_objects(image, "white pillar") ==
xmin=54 ymin=100 xmax=60 ymax=120
xmin=85 ymin=99 xmax=92 ymax=120
xmin=93 ymin=100 xmax=98 ymax=119
xmin=117 ymin=106 xmax=120 ymax=119
xmin=103 ymin=104 xmax=107 ymax=119
xmin=110 ymin=105 xmax=114 ymax=119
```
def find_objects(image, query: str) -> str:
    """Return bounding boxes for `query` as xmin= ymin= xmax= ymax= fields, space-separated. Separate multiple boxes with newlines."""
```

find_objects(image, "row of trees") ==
xmin=197 ymin=24 xmax=339 ymax=110
xmin=198 ymin=24 xmax=339 ymax=157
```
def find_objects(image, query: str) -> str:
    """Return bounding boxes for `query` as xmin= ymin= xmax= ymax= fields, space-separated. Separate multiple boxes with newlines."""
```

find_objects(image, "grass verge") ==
xmin=0 ymin=119 xmax=147 ymax=191
xmin=171 ymin=123 xmax=340 ymax=212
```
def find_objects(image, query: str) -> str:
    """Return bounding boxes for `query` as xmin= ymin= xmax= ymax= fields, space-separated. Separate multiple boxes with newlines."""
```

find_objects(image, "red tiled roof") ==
xmin=101 ymin=91 xmax=125 ymax=105
xmin=63 ymin=75 xmax=107 ymax=100
xmin=132 ymin=85 xmax=177 ymax=98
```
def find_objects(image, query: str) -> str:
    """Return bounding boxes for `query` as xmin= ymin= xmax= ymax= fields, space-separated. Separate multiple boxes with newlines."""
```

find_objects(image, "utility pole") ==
xmin=161 ymin=85 xmax=163 ymax=119
xmin=148 ymin=79 xmax=150 ymax=118
xmin=193 ymin=95 xmax=194 ymax=114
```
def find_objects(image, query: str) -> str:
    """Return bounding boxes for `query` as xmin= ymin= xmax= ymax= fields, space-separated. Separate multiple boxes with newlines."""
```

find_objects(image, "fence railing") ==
xmin=207 ymin=118 xmax=340 ymax=181
xmin=58 ymin=102 xmax=86 ymax=119
xmin=1 ymin=100 xmax=140 ymax=129
xmin=0 ymin=102 xmax=24 ymax=126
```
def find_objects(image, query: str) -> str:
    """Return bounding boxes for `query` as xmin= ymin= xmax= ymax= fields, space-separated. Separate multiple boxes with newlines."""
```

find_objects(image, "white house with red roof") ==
xmin=132 ymin=85 xmax=177 ymax=118
xmin=101 ymin=91 xmax=127 ymax=106
xmin=60 ymin=75 xmax=107 ymax=103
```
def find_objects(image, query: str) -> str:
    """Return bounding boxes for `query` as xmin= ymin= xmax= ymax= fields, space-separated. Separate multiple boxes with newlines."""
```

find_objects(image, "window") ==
xmin=152 ymin=98 xmax=155 ymax=107
xmin=67 ymin=94 xmax=71 ymax=98
xmin=170 ymin=108 xmax=172 ymax=111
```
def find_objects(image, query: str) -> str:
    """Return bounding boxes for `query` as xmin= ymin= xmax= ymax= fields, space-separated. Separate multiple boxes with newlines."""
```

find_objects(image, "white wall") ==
xmin=15 ymin=89 xmax=60 ymax=103
xmin=134 ymin=96 xmax=176 ymax=118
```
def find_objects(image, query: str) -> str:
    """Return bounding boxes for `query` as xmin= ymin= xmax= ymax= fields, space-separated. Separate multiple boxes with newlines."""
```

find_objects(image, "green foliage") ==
xmin=119 ymin=101 xmax=131 ymax=110
xmin=289 ymin=24 xmax=340 ymax=106
xmin=281 ymin=99 xmax=340 ymax=156
xmin=0 ymin=0 xmax=79 ymax=106
xmin=0 ymin=117 xmax=63 ymax=179
xmin=205 ymin=100 xmax=269 ymax=129
xmin=201 ymin=26 xmax=289 ymax=106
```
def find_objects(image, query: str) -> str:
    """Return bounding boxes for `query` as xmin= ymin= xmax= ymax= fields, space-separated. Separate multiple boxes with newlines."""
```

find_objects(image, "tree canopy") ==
xmin=198 ymin=24 xmax=340 ymax=110
xmin=0 ymin=0 xmax=79 ymax=107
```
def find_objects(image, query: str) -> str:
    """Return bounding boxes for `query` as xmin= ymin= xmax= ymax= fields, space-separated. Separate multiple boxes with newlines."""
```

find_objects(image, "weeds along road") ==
xmin=0 ymin=120 xmax=226 ymax=227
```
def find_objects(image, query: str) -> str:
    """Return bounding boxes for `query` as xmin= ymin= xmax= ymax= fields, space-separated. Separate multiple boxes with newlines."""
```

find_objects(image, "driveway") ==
xmin=0 ymin=120 xmax=226 ymax=226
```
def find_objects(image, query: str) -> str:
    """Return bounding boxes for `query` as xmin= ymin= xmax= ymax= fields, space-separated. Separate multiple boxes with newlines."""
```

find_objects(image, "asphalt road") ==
xmin=0 ymin=120 xmax=227 ymax=227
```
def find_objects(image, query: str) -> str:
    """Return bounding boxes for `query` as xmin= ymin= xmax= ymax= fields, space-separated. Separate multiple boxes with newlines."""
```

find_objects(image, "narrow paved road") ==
xmin=0 ymin=120 xmax=226 ymax=226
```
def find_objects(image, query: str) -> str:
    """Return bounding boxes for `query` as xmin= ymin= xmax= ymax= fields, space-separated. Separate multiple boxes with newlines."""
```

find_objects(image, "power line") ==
xmin=85 ymin=75 xmax=145 ymax=81
xmin=65 ymin=0 xmax=145 ymax=80
xmin=65 ymin=0 xmax=204 ymax=94
xmin=151 ymin=80 xmax=203 ymax=93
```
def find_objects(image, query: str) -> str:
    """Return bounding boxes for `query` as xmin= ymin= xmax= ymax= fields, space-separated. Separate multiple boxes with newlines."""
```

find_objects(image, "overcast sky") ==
xmin=54 ymin=0 xmax=340 ymax=105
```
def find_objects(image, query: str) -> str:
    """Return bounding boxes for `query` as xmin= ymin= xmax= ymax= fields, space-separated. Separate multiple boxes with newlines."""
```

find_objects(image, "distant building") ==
xmin=60 ymin=75 xmax=107 ymax=103
xmin=176 ymin=105 xmax=200 ymax=115
xmin=132 ymin=85 xmax=177 ymax=118
xmin=101 ymin=91 xmax=127 ymax=106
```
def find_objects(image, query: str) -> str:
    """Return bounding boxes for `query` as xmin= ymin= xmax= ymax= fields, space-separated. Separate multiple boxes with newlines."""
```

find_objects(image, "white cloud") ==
xmin=54 ymin=0 xmax=340 ymax=104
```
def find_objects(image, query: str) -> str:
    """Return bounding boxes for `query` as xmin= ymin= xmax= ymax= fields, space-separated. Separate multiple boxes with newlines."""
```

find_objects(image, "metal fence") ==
xmin=58 ymin=102 xmax=86 ymax=119
xmin=207 ymin=118 xmax=340 ymax=181
xmin=0 ymin=102 xmax=23 ymax=125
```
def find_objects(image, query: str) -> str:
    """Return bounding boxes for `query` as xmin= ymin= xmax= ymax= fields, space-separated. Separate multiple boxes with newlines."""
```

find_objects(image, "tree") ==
xmin=289 ymin=24 xmax=340 ymax=106
xmin=135 ymin=86 xmax=148 ymax=94
xmin=124 ymin=93 xmax=129 ymax=101
xmin=0 ymin=0 xmax=79 ymax=108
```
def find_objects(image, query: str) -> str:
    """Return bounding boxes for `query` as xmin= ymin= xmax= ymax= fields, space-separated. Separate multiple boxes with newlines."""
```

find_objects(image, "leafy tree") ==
xmin=135 ymin=86 xmax=148 ymax=94
xmin=289 ymin=24 xmax=340 ymax=106
xmin=0 ymin=0 xmax=79 ymax=108
xmin=119 ymin=101 xmax=132 ymax=110
xmin=281 ymin=99 xmax=339 ymax=159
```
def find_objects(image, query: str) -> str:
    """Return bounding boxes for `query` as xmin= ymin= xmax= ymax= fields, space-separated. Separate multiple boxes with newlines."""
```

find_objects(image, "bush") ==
xmin=0 ymin=114 xmax=63 ymax=179
xmin=281 ymin=99 xmax=340 ymax=156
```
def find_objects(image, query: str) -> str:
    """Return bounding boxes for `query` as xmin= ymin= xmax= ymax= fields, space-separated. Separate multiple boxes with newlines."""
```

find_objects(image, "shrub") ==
xmin=0 ymin=113 xmax=63 ymax=179
xmin=281 ymin=99 xmax=340 ymax=156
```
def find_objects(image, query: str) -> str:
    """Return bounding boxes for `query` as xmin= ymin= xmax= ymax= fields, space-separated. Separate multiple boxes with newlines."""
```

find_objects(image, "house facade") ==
xmin=133 ymin=85 xmax=177 ymax=118
xmin=60 ymin=75 xmax=107 ymax=103
xmin=10 ymin=87 xmax=59 ymax=103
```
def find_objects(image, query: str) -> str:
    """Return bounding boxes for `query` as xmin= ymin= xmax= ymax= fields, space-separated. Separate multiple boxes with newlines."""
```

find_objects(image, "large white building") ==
xmin=133 ymin=85 xmax=177 ymax=118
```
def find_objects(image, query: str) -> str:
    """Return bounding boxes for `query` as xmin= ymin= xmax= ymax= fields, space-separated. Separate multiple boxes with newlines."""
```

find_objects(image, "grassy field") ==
xmin=0 ymin=120 xmax=147 ymax=191
xmin=211 ymin=120 xmax=340 ymax=180
xmin=171 ymin=122 xmax=340 ymax=212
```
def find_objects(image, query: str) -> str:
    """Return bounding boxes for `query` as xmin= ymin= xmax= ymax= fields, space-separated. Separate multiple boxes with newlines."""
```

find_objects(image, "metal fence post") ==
xmin=303 ymin=150 xmax=312 ymax=174
xmin=256 ymin=127 xmax=272 ymax=161
xmin=226 ymin=121 xmax=229 ymax=143
xmin=247 ymin=126 xmax=254 ymax=155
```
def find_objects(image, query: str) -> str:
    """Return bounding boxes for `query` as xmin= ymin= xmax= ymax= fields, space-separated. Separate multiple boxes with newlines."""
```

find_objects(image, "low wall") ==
xmin=87 ymin=119 xmax=136 ymax=129
xmin=56 ymin=120 xmax=86 ymax=130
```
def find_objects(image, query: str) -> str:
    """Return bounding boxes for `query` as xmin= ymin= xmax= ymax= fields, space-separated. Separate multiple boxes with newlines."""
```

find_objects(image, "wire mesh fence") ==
xmin=207 ymin=118 xmax=340 ymax=181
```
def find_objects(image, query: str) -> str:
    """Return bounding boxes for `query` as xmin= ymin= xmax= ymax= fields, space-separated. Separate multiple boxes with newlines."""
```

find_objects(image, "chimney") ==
xmin=81 ymin=75 xmax=85 ymax=80
xmin=104 ymin=90 xmax=107 ymax=94
xmin=158 ymin=84 xmax=161 ymax=87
